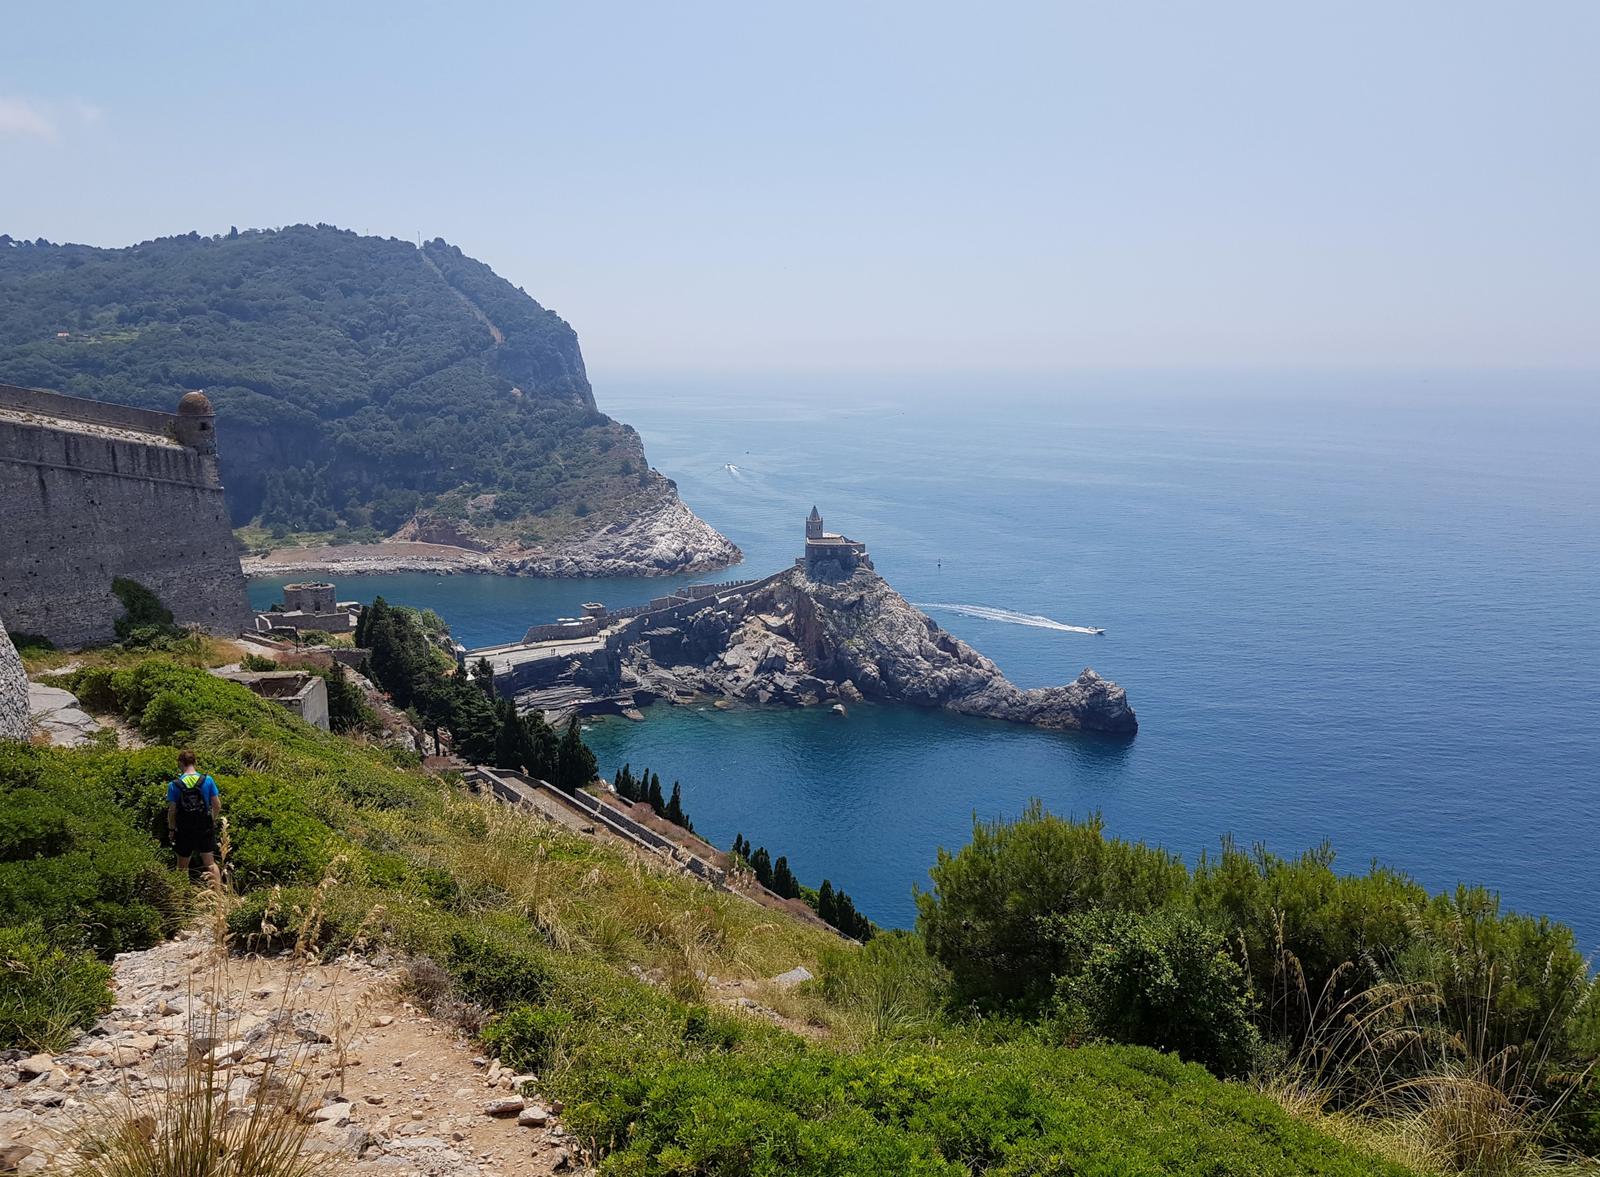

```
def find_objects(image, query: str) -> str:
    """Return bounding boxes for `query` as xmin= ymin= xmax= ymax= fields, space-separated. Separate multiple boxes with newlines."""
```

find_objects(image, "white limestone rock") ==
xmin=26 ymin=682 xmax=103 ymax=747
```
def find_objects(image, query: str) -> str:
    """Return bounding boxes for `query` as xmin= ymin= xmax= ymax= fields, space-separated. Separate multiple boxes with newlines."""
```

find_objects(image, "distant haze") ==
xmin=3 ymin=1 xmax=1597 ymax=374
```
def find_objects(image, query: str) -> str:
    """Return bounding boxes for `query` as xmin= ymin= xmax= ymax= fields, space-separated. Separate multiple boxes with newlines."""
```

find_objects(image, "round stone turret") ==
xmin=283 ymin=582 xmax=337 ymax=614
xmin=173 ymin=390 xmax=217 ymax=454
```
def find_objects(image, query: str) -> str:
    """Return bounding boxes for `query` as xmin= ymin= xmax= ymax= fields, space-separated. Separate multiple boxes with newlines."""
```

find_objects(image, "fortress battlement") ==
xmin=0 ymin=381 xmax=250 ymax=648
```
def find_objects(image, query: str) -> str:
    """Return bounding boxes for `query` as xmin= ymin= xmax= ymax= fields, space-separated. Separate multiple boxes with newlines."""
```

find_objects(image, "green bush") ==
xmin=482 ymin=1003 xmax=573 ymax=1073
xmin=0 ymin=924 xmax=114 ymax=1051
xmin=221 ymin=774 xmax=331 ymax=888
xmin=1052 ymin=909 xmax=1263 ymax=1077
xmin=0 ymin=745 xmax=185 ymax=956
xmin=446 ymin=927 xmax=553 ymax=1009
xmin=916 ymin=804 xmax=1188 ymax=1011
xmin=109 ymin=577 xmax=189 ymax=648
xmin=576 ymin=1043 xmax=1416 ymax=1177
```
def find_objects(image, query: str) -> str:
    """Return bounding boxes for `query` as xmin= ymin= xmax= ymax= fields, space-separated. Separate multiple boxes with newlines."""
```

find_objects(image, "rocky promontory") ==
xmin=242 ymin=476 xmax=741 ymax=580
xmin=621 ymin=565 xmax=1136 ymax=734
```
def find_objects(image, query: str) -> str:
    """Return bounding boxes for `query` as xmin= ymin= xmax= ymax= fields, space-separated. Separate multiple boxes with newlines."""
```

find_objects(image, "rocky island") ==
xmin=468 ymin=508 xmax=1137 ymax=735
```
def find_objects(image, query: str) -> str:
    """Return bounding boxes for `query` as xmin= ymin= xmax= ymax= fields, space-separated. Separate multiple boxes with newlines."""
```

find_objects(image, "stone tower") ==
xmin=806 ymin=505 xmax=824 ymax=540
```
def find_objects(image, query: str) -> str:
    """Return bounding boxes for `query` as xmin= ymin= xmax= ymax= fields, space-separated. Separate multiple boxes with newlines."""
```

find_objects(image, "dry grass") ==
xmin=384 ymin=789 xmax=838 ymax=989
xmin=1261 ymin=944 xmax=1598 ymax=1177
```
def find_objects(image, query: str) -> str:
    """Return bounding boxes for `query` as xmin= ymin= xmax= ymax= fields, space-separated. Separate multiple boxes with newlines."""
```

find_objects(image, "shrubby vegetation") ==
xmin=2 ymin=655 xmax=1593 ymax=1172
xmin=0 ymin=227 xmax=650 ymax=536
xmin=918 ymin=803 xmax=1600 ymax=1158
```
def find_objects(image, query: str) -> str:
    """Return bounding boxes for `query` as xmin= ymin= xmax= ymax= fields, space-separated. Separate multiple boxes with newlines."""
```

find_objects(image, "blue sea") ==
xmin=250 ymin=371 xmax=1600 ymax=949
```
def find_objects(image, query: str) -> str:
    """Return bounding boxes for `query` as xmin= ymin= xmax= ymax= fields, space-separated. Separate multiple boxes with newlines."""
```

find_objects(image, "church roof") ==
xmin=808 ymin=505 xmax=822 ymax=521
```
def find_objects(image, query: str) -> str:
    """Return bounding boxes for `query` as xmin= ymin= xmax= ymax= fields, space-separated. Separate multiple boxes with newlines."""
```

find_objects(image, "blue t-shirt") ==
xmin=167 ymin=772 xmax=219 ymax=806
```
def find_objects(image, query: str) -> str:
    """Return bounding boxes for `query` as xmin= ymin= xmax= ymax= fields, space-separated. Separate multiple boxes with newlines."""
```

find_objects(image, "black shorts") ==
xmin=174 ymin=826 xmax=215 ymax=858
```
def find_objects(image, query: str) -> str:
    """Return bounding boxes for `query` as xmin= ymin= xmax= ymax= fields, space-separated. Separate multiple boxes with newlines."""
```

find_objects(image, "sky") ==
xmin=2 ymin=2 xmax=1597 ymax=375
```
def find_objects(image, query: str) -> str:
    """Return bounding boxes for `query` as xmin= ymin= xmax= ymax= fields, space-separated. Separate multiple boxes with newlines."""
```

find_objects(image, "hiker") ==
xmin=167 ymin=749 xmax=222 ymax=888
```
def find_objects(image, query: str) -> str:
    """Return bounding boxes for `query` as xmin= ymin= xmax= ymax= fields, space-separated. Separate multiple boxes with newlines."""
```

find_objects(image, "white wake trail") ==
xmin=916 ymin=602 xmax=1104 ymax=635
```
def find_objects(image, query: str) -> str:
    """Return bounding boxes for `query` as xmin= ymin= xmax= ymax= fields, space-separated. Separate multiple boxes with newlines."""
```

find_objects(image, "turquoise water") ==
xmin=251 ymin=371 xmax=1600 ymax=945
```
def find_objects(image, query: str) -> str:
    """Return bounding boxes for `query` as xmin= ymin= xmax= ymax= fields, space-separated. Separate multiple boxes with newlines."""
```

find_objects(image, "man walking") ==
xmin=167 ymin=749 xmax=222 ymax=888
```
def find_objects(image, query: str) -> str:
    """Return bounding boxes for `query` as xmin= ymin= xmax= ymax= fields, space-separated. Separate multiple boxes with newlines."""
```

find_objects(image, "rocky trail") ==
xmin=0 ymin=928 xmax=587 ymax=1176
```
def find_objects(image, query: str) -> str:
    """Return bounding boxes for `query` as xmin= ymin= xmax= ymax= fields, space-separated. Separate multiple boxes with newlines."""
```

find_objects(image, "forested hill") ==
xmin=0 ymin=226 xmax=651 ymax=538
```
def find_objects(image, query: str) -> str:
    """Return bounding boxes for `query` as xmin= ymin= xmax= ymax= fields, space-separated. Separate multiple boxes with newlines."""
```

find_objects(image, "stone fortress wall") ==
xmin=0 ymin=382 xmax=252 ymax=648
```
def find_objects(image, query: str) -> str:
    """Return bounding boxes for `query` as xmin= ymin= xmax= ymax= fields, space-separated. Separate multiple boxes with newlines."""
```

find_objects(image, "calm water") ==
xmin=250 ymin=371 xmax=1600 ymax=946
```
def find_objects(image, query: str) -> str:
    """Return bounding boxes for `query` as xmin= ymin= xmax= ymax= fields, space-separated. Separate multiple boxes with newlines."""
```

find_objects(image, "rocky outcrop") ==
xmin=502 ymin=478 xmax=741 ymax=578
xmin=0 ymin=618 xmax=29 ymax=742
xmin=243 ymin=475 xmax=740 ymax=580
xmin=26 ymin=682 xmax=104 ymax=747
xmin=619 ymin=566 xmax=1136 ymax=734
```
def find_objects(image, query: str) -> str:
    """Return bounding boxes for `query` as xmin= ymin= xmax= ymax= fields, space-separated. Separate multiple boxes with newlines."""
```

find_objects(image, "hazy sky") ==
xmin=3 ymin=2 xmax=1596 ymax=374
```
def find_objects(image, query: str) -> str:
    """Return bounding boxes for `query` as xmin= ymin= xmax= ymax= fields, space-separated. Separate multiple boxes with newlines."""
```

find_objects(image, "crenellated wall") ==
xmin=0 ymin=383 xmax=252 ymax=648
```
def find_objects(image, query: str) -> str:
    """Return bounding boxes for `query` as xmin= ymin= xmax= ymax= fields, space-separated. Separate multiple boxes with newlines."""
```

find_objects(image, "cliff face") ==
xmin=624 ymin=566 xmax=1136 ymax=734
xmin=0 ymin=618 xmax=30 ymax=742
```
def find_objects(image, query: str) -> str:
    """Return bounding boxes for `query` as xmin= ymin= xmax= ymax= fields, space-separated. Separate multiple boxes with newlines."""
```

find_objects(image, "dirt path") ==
xmin=0 ymin=928 xmax=586 ymax=1175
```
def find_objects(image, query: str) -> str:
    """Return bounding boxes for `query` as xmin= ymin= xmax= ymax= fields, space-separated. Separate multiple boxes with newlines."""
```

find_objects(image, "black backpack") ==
xmin=173 ymin=774 xmax=212 ymax=831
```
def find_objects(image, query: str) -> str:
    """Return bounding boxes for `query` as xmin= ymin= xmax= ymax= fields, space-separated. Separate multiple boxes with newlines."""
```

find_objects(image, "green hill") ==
xmin=0 ymin=226 xmax=653 ymax=539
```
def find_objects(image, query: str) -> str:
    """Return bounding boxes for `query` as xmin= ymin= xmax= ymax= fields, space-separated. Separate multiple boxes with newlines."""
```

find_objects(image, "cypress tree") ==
xmin=492 ymin=701 xmax=522 ymax=771
xmin=732 ymin=834 xmax=746 ymax=861
xmin=647 ymin=773 xmax=665 ymax=814
xmin=525 ymin=712 xmax=559 ymax=781
xmin=555 ymin=716 xmax=597 ymax=793
xmin=772 ymin=856 xmax=799 ymax=899
xmin=474 ymin=657 xmax=496 ymax=699
xmin=750 ymin=847 xmax=773 ymax=888
xmin=665 ymin=782 xmax=685 ymax=826
xmin=817 ymin=880 xmax=836 ymax=926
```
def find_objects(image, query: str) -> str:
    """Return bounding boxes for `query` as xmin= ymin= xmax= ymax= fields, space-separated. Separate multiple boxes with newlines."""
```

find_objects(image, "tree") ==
xmin=749 ymin=847 xmax=773 ymax=889
xmin=731 ymin=834 xmax=747 ymax=861
xmin=492 ymin=701 xmax=527 ymax=772
xmin=555 ymin=716 xmax=597 ymax=794
xmin=817 ymin=880 xmax=836 ymax=927
xmin=473 ymin=657 xmax=495 ymax=698
xmin=647 ymin=773 xmax=664 ymax=814
xmin=664 ymin=782 xmax=686 ymax=827
xmin=772 ymin=856 xmax=799 ymax=899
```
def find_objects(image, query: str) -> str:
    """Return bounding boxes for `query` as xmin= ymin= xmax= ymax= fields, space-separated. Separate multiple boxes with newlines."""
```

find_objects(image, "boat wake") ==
xmin=916 ymin=602 xmax=1104 ymax=635
xmin=724 ymin=463 xmax=742 ymax=477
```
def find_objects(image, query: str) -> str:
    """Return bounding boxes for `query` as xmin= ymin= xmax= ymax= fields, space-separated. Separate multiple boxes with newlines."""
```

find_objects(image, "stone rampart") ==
xmin=0 ymin=384 xmax=252 ymax=647
xmin=0 ymin=382 xmax=178 ymax=437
